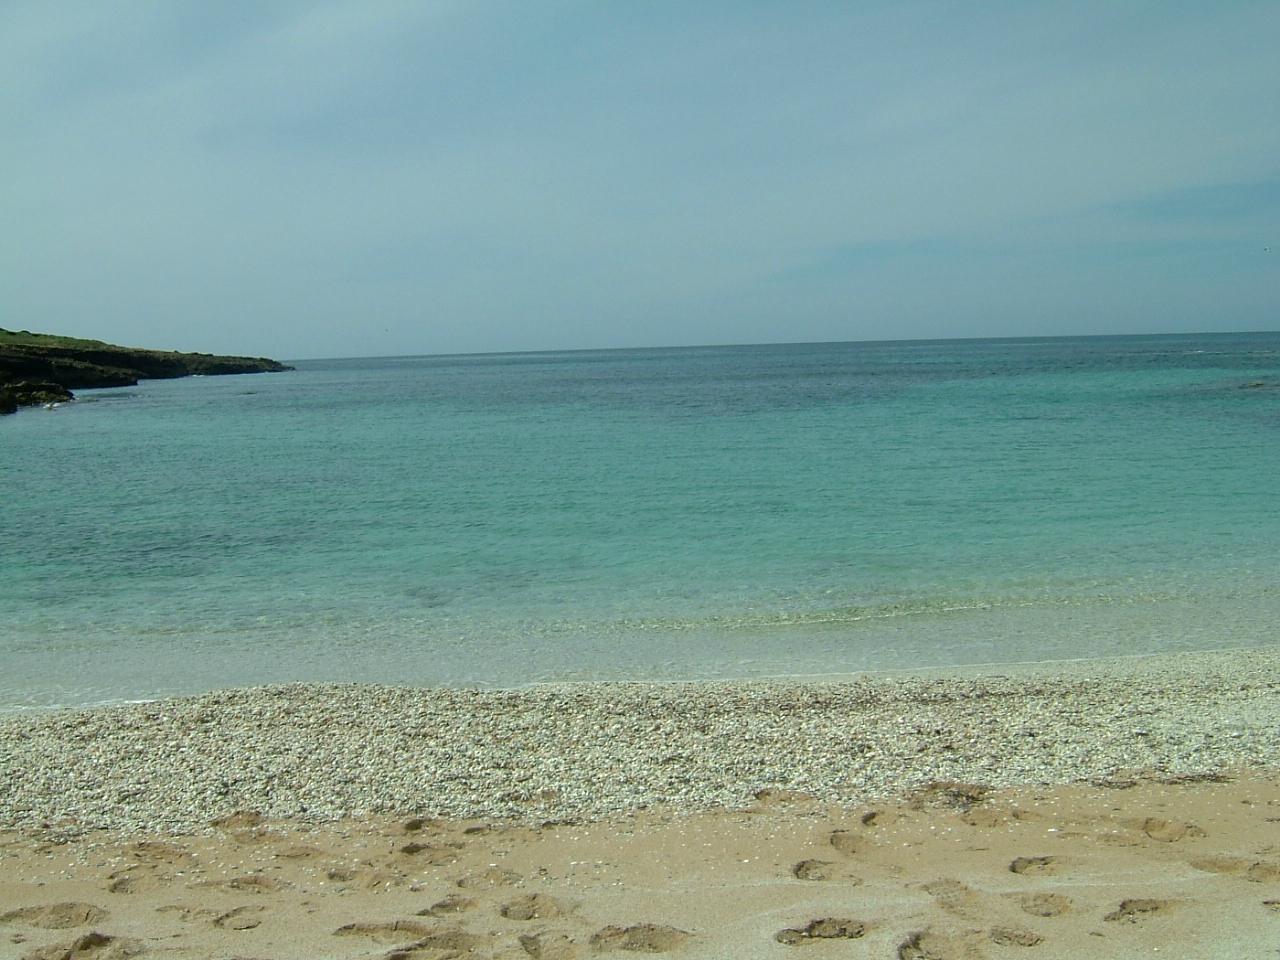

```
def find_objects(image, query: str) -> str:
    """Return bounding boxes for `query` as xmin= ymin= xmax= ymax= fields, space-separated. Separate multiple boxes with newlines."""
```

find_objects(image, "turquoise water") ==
xmin=3 ymin=333 xmax=1279 ymax=709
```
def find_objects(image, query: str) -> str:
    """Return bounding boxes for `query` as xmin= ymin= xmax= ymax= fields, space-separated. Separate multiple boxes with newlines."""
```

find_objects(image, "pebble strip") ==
xmin=1 ymin=647 xmax=1277 ymax=833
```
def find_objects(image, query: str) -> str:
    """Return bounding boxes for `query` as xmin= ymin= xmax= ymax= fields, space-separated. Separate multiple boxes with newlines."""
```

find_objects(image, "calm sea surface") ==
xmin=3 ymin=333 xmax=1279 ymax=709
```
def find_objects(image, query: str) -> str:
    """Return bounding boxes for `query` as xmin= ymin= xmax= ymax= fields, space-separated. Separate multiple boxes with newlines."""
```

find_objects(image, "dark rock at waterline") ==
xmin=5 ymin=379 xmax=75 ymax=404
xmin=0 ymin=380 xmax=75 ymax=414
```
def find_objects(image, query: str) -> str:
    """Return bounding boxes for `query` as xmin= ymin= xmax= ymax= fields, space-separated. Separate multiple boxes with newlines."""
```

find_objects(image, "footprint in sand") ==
xmin=828 ymin=830 xmax=865 ymax=856
xmin=1009 ymin=855 xmax=1057 ymax=876
xmin=589 ymin=924 xmax=690 ymax=953
xmin=859 ymin=808 xmax=907 ymax=828
xmin=126 ymin=841 xmax=195 ymax=867
xmin=791 ymin=859 xmax=837 ymax=881
xmin=224 ymin=873 xmax=291 ymax=894
xmin=897 ymin=928 xmax=982 ymax=960
xmin=325 ymin=865 xmax=405 ymax=890
xmin=155 ymin=903 xmax=220 ymax=924
xmin=1139 ymin=818 xmax=1206 ymax=843
xmin=961 ymin=805 xmax=1039 ymax=828
xmin=416 ymin=895 xmax=475 ymax=918
xmin=389 ymin=930 xmax=493 ymax=958
xmin=1245 ymin=861 xmax=1280 ymax=882
xmin=455 ymin=867 xmax=523 ymax=889
xmin=334 ymin=920 xmax=436 ymax=943
xmin=401 ymin=817 xmax=441 ymax=833
xmin=1190 ymin=857 xmax=1280 ymax=882
xmin=334 ymin=920 xmax=489 ymax=955
xmin=920 ymin=879 xmax=985 ymax=919
xmin=1095 ymin=830 xmax=1143 ymax=848
xmin=104 ymin=871 xmax=162 ymax=896
xmin=1103 ymin=899 xmax=1177 ymax=923
xmin=20 ymin=931 xmax=143 ymax=960
xmin=989 ymin=927 xmax=1043 ymax=947
xmin=774 ymin=918 xmax=865 ymax=944
xmin=908 ymin=781 xmax=991 ymax=813
xmin=382 ymin=945 xmax=437 ymax=960
xmin=520 ymin=931 xmax=580 ymax=959
xmin=1012 ymin=892 xmax=1072 ymax=917
xmin=272 ymin=843 xmax=322 ymax=860
xmin=213 ymin=905 xmax=266 ymax=931
xmin=500 ymin=894 xmax=572 ymax=921
xmin=0 ymin=904 xmax=109 ymax=930
xmin=398 ymin=841 xmax=462 ymax=864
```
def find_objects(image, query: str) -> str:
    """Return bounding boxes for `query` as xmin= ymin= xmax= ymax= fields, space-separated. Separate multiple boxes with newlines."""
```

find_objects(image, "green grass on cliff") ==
xmin=0 ymin=328 xmax=118 ymax=349
xmin=0 ymin=327 xmax=292 ymax=405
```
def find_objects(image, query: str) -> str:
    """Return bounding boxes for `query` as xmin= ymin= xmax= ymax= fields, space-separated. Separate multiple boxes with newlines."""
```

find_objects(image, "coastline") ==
xmin=3 ymin=645 xmax=1277 ymax=833
xmin=0 ymin=327 xmax=291 ymax=415
xmin=2 ymin=646 xmax=1277 ymax=959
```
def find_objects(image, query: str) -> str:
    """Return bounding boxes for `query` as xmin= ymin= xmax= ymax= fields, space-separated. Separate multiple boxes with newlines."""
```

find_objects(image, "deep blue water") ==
xmin=3 ymin=332 xmax=1279 ymax=708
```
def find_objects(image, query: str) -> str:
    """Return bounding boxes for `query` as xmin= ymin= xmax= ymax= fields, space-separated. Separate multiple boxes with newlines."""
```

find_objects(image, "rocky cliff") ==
xmin=0 ymin=328 xmax=292 ymax=414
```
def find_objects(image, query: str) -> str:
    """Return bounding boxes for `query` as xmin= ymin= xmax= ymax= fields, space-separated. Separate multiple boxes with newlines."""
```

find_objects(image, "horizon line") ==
xmin=284 ymin=328 xmax=1278 ymax=364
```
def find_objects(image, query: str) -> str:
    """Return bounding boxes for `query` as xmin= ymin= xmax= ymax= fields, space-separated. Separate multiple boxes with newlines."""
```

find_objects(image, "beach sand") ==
xmin=2 ymin=648 xmax=1278 ymax=959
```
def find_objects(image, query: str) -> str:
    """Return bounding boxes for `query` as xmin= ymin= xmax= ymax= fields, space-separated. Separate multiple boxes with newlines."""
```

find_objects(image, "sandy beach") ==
xmin=2 ymin=647 xmax=1278 ymax=959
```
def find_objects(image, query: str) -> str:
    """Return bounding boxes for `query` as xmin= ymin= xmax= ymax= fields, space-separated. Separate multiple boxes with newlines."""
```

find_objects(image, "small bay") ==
xmin=3 ymin=332 xmax=1279 ymax=709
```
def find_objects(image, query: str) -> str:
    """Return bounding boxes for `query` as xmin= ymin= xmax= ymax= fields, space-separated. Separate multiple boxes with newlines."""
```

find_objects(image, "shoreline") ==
xmin=5 ymin=639 xmax=1275 ymax=716
xmin=3 ymin=645 xmax=1276 ymax=834
xmin=2 ymin=645 xmax=1277 ymax=959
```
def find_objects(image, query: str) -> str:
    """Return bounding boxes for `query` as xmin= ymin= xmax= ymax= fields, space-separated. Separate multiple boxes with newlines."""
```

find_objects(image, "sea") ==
xmin=3 ymin=332 xmax=1279 ymax=711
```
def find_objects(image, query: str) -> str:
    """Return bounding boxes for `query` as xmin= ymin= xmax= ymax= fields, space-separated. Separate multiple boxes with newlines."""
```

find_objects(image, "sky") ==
xmin=3 ymin=1 xmax=1278 ymax=360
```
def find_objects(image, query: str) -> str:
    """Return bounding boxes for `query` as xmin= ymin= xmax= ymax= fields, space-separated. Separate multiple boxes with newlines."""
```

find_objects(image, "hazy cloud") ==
xmin=3 ymin=1 xmax=1277 ymax=357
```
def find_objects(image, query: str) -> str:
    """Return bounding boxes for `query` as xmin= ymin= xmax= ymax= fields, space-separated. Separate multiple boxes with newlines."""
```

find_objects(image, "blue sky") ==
xmin=3 ymin=1 xmax=1277 ymax=359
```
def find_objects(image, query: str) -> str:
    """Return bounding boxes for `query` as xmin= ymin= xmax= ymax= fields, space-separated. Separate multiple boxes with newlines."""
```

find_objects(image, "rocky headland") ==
xmin=0 ymin=328 xmax=292 ymax=414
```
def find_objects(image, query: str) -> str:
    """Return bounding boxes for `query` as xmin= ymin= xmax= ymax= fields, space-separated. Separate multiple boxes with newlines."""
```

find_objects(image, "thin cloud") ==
xmin=2 ymin=1 xmax=1277 ymax=356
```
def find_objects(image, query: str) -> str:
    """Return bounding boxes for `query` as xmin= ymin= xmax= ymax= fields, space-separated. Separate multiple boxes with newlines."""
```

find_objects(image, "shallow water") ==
xmin=4 ymin=332 xmax=1279 ymax=708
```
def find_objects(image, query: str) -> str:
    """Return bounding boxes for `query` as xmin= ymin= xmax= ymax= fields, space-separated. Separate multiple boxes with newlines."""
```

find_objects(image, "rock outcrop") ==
xmin=0 ymin=328 xmax=292 ymax=415
xmin=0 ymin=380 xmax=75 ymax=414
